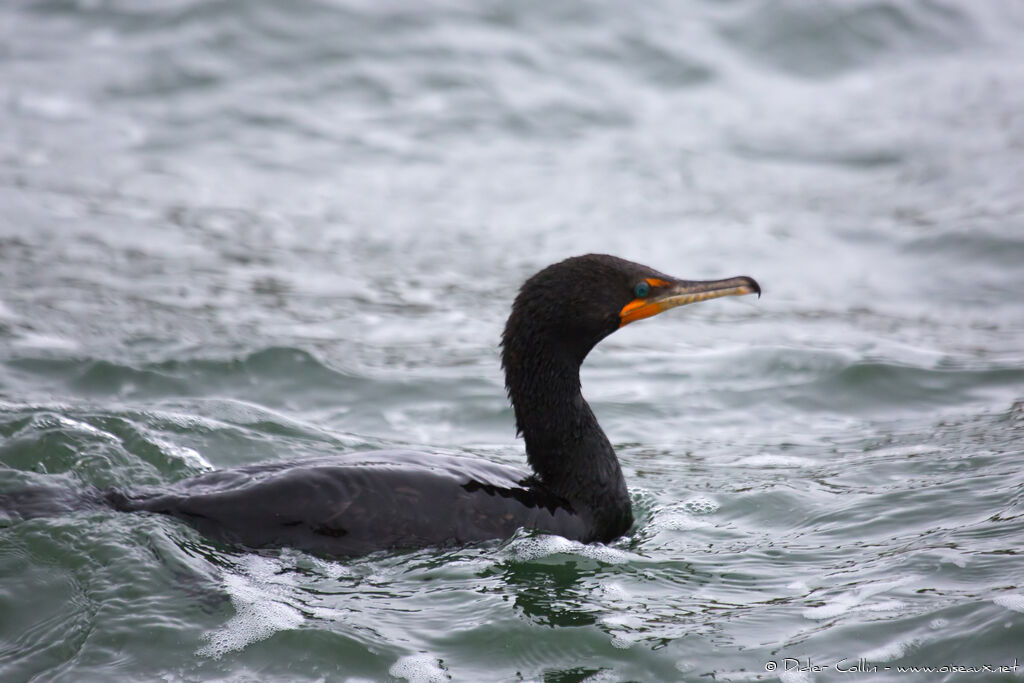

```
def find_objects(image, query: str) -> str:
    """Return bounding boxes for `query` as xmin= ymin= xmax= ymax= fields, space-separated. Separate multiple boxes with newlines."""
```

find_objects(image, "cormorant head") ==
xmin=502 ymin=254 xmax=760 ymax=370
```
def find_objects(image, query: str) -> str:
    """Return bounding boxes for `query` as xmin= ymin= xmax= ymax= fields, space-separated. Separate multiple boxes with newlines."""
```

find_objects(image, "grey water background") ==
xmin=1 ymin=0 xmax=1023 ymax=681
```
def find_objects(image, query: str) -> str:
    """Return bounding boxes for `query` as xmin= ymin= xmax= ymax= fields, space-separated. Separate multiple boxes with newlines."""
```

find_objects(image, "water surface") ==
xmin=2 ymin=1 xmax=1023 ymax=681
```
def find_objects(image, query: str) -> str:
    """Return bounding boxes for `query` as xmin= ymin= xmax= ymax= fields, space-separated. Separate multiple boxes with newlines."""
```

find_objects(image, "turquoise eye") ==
xmin=634 ymin=281 xmax=650 ymax=298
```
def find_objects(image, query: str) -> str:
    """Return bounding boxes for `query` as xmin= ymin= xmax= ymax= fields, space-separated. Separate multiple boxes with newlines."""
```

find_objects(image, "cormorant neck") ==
xmin=502 ymin=338 xmax=633 ymax=542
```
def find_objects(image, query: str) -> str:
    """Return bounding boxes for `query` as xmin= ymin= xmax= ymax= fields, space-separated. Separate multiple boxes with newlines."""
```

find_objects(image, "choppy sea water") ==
xmin=1 ymin=1 xmax=1023 ymax=681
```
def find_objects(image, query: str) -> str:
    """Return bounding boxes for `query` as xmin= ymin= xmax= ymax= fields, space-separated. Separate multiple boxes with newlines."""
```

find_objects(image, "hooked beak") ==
xmin=619 ymin=276 xmax=761 ymax=327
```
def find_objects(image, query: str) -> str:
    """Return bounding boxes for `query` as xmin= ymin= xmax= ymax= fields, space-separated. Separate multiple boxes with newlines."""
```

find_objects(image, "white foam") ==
xmin=871 ymin=445 xmax=947 ymax=458
xmin=609 ymin=634 xmax=633 ymax=649
xmin=508 ymin=534 xmax=634 ymax=565
xmin=0 ymin=399 xmax=70 ymax=413
xmin=674 ymin=660 xmax=695 ymax=674
xmin=993 ymin=593 xmax=1024 ymax=613
xmin=196 ymin=556 xmax=304 ymax=658
xmin=601 ymin=612 xmax=644 ymax=649
xmin=779 ymin=669 xmax=814 ymax=683
xmin=54 ymin=415 xmax=116 ymax=440
xmin=0 ymin=299 xmax=15 ymax=319
xmin=17 ymin=91 xmax=90 ymax=120
xmin=388 ymin=654 xmax=448 ymax=683
xmin=802 ymin=596 xmax=858 ymax=620
xmin=734 ymin=454 xmax=816 ymax=467
xmin=149 ymin=435 xmax=214 ymax=471
xmin=862 ymin=638 xmax=916 ymax=662
xmin=860 ymin=599 xmax=906 ymax=613
xmin=650 ymin=511 xmax=714 ymax=532
xmin=600 ymin=582 xmax=630 ymax=600
xmin=146 ymin=410 xmax=220 ymax=431
xmin=802 ymin=578 xmax=914 ymax=621
xmin=935 ymin=549 xmax=968 ymax=568
xmin=11 ymin=332 xmax=80 ymax=351
xmin=646 ymin=498 xmax=719 ymax=534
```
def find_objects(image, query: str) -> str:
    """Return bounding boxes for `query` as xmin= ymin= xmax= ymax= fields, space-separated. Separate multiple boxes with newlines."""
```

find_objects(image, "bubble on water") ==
xmin=388 ymin=653 xmax=449 ymax=682
xmin=929 ymin=618 xmax=948 ymax=629
xmin=681 ymin=497 xmax=719 ymax=515
xmin=648 ymin=511 xmax=713 ymax=533
xmin=196 ymin=556 xmax=304 ymax=658
xmin=646 ymin=499 xmax=718 ymax=534
xmin=608 ymin=635 xmax=633 ymax=649
xmin=993 ymin=593 xmax=1024 ymax=613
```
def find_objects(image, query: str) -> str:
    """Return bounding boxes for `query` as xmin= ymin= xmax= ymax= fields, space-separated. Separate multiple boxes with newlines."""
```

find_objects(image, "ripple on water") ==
xmin=6 ymin=346 xmax=370 ymax=406
xmin=717 ymin=0 xmax=977 ymax=79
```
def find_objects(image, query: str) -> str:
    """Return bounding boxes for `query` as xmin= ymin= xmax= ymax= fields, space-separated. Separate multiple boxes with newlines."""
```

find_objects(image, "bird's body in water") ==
xmin=1 ymin=255 xmax=759 ymax=556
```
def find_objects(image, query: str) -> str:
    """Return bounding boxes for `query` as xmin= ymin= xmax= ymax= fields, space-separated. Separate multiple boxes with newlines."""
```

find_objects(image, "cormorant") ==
xmin=7 ymin=255 xmax=760 ymax=556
